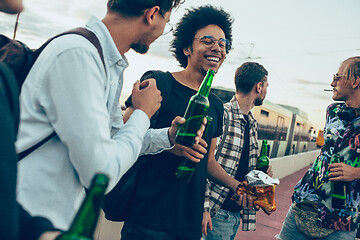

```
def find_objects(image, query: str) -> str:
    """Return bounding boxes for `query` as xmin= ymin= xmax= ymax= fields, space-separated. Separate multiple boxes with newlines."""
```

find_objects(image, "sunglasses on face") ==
xmin=333 ymin=73 xmax=347 ymax=81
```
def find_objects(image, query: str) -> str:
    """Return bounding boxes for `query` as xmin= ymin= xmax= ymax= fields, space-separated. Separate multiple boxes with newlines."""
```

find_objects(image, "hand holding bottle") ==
xmin=266 ymin=164 xmax=273 ymax=177
xmin=168 ymin=116 xmax=206 ymax=146
xmin=328 ymin=161 xmax=360 ymax=182
xmin=167 ymin=137 xmax=207 ymax=162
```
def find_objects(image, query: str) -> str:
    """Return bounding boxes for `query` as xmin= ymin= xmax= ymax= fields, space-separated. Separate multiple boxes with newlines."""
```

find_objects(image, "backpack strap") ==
xmin=36 ymin=27 xmax=105 ymax=70
xmin=18 ymin=132 xmax=57 ymax=160
xmin=18 ymin=28 xmax=105 ymax=161
xmin=139 ymin=70 xmax=172 ymax=128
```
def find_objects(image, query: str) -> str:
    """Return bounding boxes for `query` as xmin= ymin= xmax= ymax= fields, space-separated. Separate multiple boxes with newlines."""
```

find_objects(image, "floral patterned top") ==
xmin=293 ymin=102 xmax=360 ymax=231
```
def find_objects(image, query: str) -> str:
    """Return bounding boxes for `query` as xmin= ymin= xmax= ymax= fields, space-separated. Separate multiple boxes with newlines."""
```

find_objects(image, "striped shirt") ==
xmin=204 ymin=96 xmax=259 ymax=231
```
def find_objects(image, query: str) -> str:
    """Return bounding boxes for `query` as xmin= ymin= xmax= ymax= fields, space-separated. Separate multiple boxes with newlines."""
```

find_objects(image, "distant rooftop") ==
xmin=279 ymin=104 xmax=309 ymax=119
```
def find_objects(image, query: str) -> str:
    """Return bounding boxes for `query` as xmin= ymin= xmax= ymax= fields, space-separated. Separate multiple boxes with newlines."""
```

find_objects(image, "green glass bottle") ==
xmin=175 ymin=69 xmax=216 ymax=147
xmin=56 ymin=173 xmax=109 ymax=240
xmin=175 ymin=116 xmax=213 ymax=182
xmin=331 ymin=154 xmax=346 ymax=209
xmin=256 ymin=140 xmax=269 ymax=173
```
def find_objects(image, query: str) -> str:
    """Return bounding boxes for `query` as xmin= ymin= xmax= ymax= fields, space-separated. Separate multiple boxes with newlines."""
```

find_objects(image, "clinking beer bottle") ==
xmin=331 ymin=154 xmax=346 ymax=209
xmin=56 ymin=173 xmax=109 ymax=240
xmin=175 ymin=69 xmax=215 ymax=147
xmin=256 ymin=140 xmax=269 ymax=173
xmin=175 ymin=116 xmax=213 ymax=182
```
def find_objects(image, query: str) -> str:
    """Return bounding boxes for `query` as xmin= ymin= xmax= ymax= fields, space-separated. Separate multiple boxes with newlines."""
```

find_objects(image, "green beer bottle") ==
xmin=331 ymin=154 xmax=346 ymax=209
xmin=175 ymin=69 xmax=216 ymax=147
xmin=56 ymin=173 xmax=109 ymax=240
xmin=175 ymin=116 xmax=213 ymax=182
xmin=256 ymin=140 xmax=269 ymax=173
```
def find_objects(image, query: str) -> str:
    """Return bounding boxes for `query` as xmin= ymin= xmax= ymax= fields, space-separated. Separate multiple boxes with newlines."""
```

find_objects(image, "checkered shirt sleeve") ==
xmin=204 ymin=97 xmax=259 ymax=231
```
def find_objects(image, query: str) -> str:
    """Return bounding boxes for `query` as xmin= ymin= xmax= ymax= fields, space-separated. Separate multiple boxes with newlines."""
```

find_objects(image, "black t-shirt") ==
xmin=221 ymin=114 xmax=250 ymax=212
xmin=125 ymin=71 xmax=223 ymax=238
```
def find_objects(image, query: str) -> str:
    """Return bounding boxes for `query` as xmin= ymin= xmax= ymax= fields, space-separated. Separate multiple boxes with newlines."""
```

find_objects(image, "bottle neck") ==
xmin=260 ymin=141 xmax=268 ymax=156
xmin=67 ymin=175 xmax=108 ymax=237
xmin=331 ymin=154 xmax=341 ymax=164
xmin=198 ymin=69 xmax=215 ymax=98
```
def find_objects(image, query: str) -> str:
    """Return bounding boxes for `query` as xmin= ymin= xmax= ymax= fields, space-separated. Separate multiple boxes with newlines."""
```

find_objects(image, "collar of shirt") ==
xmin=230 ymin=96 xmax=256 ymax=126
xmin=85 ymin=16 xmax=129 ymax=69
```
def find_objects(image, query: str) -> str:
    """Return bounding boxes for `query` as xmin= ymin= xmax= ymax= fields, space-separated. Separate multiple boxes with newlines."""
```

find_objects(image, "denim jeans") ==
xmin=121 ymin=220 xmax=199 ymax=240
xmin=203 ymin=209 xmax=241 ymax=240
xmin=276 ymin=204 xmax=356 ymax=240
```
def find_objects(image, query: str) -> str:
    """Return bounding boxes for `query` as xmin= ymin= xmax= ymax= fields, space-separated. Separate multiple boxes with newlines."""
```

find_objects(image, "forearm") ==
xmin=207 ymin=138 xmax=239 ymax=192
xmin=140 ymin=127 xmax=172 ymax=155
xmin=204 ymin=180 xmax=211 ymax=212
xmin=207 ymin=158 xmax=239 ymax=192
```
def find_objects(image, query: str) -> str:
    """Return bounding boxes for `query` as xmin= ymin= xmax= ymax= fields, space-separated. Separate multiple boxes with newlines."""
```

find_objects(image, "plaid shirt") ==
xmin=204 ymin=96 xmax=259 ymax=231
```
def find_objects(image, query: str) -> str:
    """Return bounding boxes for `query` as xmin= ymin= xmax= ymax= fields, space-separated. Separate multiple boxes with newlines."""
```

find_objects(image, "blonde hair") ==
xmin=342 ymin=56 xmax=360 ymax=80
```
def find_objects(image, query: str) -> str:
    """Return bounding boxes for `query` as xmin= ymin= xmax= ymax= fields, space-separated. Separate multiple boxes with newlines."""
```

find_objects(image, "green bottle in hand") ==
xmin=331 ymin=154 xmax=346 ymax=209
xmin=256 ymin=140 xmax=270 ymax=173
xmin=175 ymin=116 xmax=213 ymax=182
xmin=175 ymin=69 xmax=215 ymax=147
xmin=56 ymin=173 xmax=109 ymax=240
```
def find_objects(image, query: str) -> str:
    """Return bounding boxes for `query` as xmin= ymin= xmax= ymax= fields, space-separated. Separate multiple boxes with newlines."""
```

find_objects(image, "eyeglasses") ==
xmin=162 ymin=22 xmax=173 ymax=35
xmin=194 ymin=35 xmax=231 ymax=52
xmin=333 ymin=73 xmax=347 ymax=81
xmin=158 ymin=10 xmax=173 ymax=35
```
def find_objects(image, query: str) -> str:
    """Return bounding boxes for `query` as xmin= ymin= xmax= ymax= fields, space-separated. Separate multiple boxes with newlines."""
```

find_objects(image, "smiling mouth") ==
xmin=206 ymin=56 xmax=220 ymax=63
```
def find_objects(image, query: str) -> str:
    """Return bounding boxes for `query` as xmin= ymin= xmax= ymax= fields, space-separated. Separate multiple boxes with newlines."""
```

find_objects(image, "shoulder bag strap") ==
xmin=18 ymin=28 xmax=105 ymax=160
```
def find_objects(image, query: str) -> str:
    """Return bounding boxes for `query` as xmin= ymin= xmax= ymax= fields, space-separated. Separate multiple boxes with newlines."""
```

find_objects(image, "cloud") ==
xmin=294 ymin=78 xmax=328 ymax=86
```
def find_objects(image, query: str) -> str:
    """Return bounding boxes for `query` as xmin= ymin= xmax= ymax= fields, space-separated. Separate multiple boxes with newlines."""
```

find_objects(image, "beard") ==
xmin=130 ymin=43 xmax=149 ymax=54
xmin=254 ymin=97 xmax=264 ymax=106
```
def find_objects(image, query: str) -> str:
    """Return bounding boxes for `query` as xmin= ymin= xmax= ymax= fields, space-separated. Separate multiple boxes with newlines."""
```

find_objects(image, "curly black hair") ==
xmin=170 ymin=5 xmax=233 ymax=68
xmin=234 ymin=62 xmax=268 ymax=94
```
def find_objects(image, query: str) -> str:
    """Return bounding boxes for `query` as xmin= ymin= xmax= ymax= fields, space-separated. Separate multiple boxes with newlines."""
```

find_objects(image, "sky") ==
xmin=1 ymin=0 xmax=359 ymax=130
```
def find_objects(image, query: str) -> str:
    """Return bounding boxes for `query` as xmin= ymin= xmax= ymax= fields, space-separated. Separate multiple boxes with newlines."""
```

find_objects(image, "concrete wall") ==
xmin=270 ymin=149 xmax=320 ymax=179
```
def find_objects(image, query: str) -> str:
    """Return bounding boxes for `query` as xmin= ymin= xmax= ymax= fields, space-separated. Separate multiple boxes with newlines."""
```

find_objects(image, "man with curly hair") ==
xmin=121 ymin=5 xmax=247 ymax=240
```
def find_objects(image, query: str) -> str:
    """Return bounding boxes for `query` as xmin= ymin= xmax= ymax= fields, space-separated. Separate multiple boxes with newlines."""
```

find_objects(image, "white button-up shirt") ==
xmin=16 ymin=16 xmax=171 ymax=230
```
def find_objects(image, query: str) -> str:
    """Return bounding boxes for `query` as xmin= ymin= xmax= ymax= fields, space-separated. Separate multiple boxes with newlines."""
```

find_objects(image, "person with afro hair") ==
xmin=122 ymin=5 xmax=245 ymax=240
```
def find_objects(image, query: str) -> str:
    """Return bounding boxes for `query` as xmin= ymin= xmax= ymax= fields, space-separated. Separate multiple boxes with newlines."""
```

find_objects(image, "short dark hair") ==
xmin=170 ymin=5 xmax=233 ymax=68
xmin=107 ymin=0 xmax=183 ymax=17
xmin=234 ymin=62 xmax=268 ymax=94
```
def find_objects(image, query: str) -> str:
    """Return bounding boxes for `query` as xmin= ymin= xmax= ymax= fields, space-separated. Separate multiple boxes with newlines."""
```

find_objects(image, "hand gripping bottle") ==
xmin=175 ymin=116 xmax=213 ymax=182
xmin=175 ymin=69 xmax=215 ymax=147
xmin=56 ymin=173 xmax=109 ymax=240
xmin=331 ymin=154 xmax=346 ymax=209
